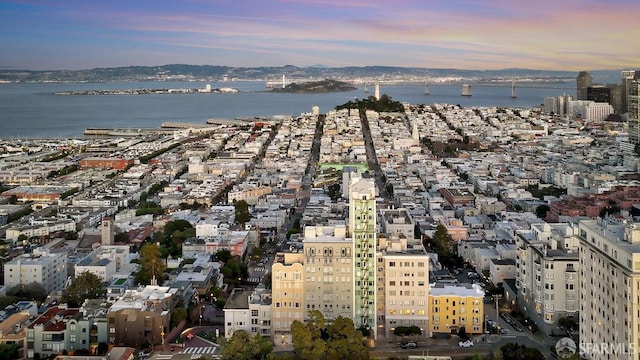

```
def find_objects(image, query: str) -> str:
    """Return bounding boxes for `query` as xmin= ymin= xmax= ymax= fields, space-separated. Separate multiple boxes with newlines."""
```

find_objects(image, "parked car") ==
xmin=458 ymin=339 xmax=474 ymax=348
xmin=401 ymin=341 xmax=417 ymax=349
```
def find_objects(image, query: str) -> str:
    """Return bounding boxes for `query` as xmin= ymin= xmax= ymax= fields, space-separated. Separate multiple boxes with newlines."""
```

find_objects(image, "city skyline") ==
xmin=1 ymin=0 xmax=638 ymax=72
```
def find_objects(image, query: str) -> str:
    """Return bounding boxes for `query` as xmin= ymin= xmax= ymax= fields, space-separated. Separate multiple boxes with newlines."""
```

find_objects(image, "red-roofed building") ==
xmin=80 ymin=157 xmax=134 ymax=171
xmin=547 ymin=186 xmax=640 ymax=222
xmin=26 ymin=303 xmax=110 ymax=359
xmin=27 ymin=306 xmax=79 ymax=358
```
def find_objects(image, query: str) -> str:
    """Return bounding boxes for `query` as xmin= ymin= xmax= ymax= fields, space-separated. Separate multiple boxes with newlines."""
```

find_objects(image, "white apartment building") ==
xmin=248 ymin=286 xmax=272 ymax=338
xmin=580 ymin=102 xmax=614 ymax=122
xmin=377 ymin=235 xmax=430 ymax=338
xmin=195 ymin=218 xmax=230 ymax=237
xmin=5 ymin=218 xmax=76 ymax=241
xmin=578 ymin=218 xmax=640 ymax=360
xmin=4 ymin=248 xmax=67 ymax=293
xmin=74 ymin=245 xmax=132 ymax=282
xmin=515 ymin=222 xmax=580 ymax=335
xmin=223 ymin=288 xmax=253 ymax=338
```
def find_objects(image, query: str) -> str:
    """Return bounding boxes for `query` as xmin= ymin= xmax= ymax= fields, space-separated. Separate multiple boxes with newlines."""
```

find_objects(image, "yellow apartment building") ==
xmin=428 ymin=283 xmax=484 ymax=336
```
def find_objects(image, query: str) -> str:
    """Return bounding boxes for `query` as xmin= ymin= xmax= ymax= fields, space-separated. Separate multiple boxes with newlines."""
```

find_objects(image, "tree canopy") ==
xmin=215 ymin=249 xmax=232 ymax=263
xmin=135 ymin=242 xmax=166 ymax=285
xmin=498 ymin=343 xmax=545 ymax=360
xmin=61 ymin=271 xmax=105 ymax=307
xmin=327 ymin=183 xmax=341 ymax=201
xmin=432 ymin=223 xmax=455 ymax=254
xmin=221 ymin=330 xmax=273 ymax=360
xmin=0 ymin=343 xmax=19 ymax=360
xmin=535 ymin=204 xmax=550 ymax=219
xmin=235 ymin=200 xmax=252 ymax=225
xmin=393 ymin=325 xmax=422 ymax=337
xmin=7 ymin=282 xmax=47 ymax=302
xmin=426 ymin=223 xmax=461 ymax=268
xmin=220 ymin=256 xmax=248 ymax=286
xmin=335 ymin=94 xmax=405 ymax=113
xmin=291 ymin=310 xmax=369 ymax=360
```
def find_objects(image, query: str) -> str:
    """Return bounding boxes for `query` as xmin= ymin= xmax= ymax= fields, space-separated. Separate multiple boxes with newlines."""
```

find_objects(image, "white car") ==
xmin=458 ymin=339 xmax=474 ymax=348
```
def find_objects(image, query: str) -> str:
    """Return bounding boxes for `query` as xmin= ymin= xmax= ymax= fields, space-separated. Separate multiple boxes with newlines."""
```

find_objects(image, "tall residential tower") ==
xmin=349 ymin=178 xmax=377 ymax=331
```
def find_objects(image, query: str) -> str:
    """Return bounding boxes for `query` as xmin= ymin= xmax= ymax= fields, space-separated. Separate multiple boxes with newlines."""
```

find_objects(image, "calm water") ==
xmin=0 ymin=81 xmax=574 ymax=139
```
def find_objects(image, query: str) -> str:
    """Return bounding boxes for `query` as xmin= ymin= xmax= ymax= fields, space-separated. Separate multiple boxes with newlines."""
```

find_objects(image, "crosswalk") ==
xmin=178 ymin=346 xmax=219 ymax=355
xmin=248 ymin=277 xmax=262 ymax=284
xmin=152 ymin=346 xmax=220 ymax=360
xmin=254 ymin=266 xmax=266 ymax=272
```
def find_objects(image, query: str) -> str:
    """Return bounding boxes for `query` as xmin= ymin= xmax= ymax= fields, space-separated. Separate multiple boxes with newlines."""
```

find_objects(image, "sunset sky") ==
xmin=1 ymin=0 xmax=638 ymax=71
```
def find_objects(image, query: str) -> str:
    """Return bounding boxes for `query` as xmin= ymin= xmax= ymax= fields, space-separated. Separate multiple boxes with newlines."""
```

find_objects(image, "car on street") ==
xmin=401 ymin=341 xmax=417 ymax=349
xmin=458 ymin=339 xmax=474 ymax=348
xmin=499 ymin=329 xmax=508 ymax=334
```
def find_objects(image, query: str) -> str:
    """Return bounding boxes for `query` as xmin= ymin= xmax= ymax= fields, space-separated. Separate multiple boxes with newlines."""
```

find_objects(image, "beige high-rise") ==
xmin=578 ymin=218 xmax=640 ymax=360
xmin=303 ymin=225 xmax=354 ymax=321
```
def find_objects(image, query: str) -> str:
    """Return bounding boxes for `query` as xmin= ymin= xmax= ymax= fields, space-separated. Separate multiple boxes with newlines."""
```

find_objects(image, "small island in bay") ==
xmin=271 ymin=79 xmax=356 ymax=93
xmin=54 ymin=84 xmax=238 ymax=95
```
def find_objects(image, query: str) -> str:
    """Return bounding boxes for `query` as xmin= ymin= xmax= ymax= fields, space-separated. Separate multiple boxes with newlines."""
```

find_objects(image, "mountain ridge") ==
xmin=0 ymin=64 xmax=623 ymax=84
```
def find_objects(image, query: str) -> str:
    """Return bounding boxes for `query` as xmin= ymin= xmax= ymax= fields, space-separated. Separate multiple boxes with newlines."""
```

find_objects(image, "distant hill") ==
xmin=271 ymin=79 xmax=356 ymax=93
xmin=0 ymin=63 xmax=624 ymax=83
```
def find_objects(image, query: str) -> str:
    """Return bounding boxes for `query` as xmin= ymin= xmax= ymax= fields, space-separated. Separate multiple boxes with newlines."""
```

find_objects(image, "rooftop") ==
xmin=28 ymin=306 xmax=79 ymax=332
xmin=429 ymin=283 xmax=485 ymax=297
xmin=224 ymin=288 xmax=253 ymax=310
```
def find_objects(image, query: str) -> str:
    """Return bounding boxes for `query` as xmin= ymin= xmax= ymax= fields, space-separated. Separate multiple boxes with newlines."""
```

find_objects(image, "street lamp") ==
xmin=199 ymin=305 xmax=205 ymax=326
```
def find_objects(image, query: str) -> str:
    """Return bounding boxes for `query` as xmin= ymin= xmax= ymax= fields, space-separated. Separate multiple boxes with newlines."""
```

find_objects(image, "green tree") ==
xmin=291 ymin=311 xmax=368 ymax=360
xmin=215 ymin=249 xmax=232 ymax=263
xmin=135 ymin=242 xmax=165 ymax=285
xmin=500 ymin=343 xmax=545 ymax=360
xmin=171 ymin=307 xmax=187 ymax=327
xmin=220 ymin=257 xmax=248 ymax=285
xmin=61 ymin=271 xmax=105 ymax=307
xmin=221 ymin=331 xmax=273 ymax=360
xmin=235 ymin=200 xmax=252 ymax=226
xmin=164 ymin=219 xmax=193 ymax=235
xmin=535 ymin=204 xmax=550 ymax=219
xmin=327 ymin=183 xmax=341 ymax=201
xmin=7 ymin=282 xmax=47 ymax=302
xmin=0 ymin=343 xmax=19 ymax=360
xmin=249 ymin=247 xmax=263 ymax=260
xmin=432 ymin=224 xmax=454 ymax=255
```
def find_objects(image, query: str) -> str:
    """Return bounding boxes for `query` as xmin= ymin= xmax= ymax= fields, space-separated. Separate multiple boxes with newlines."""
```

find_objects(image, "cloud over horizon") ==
xmin=1 ymin=0 xmax=638 ymax=71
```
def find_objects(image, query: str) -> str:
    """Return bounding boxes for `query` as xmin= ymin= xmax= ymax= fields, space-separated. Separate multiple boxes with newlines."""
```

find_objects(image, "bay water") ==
xmin=0 ymin=81 xmax=574 ymax=139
